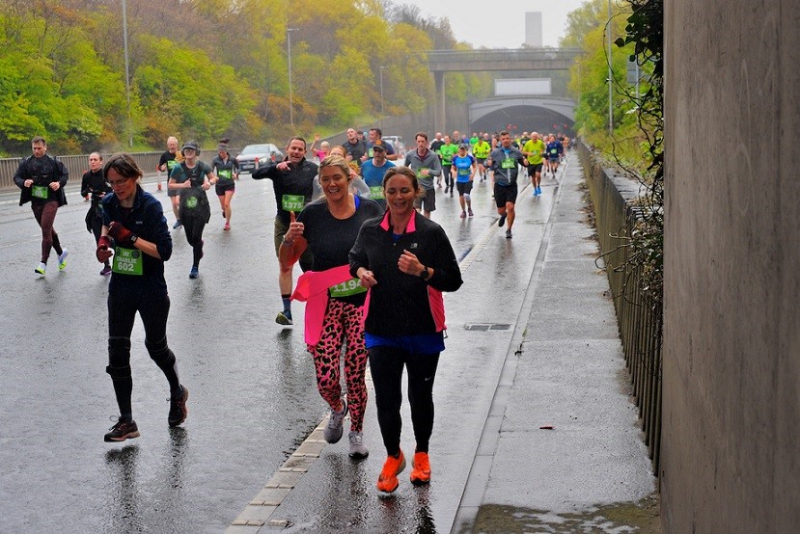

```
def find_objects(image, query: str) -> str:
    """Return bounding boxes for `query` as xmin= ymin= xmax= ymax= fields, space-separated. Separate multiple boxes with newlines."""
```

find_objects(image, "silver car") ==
xmin=236 ymin=143 xmax=284 ymax=174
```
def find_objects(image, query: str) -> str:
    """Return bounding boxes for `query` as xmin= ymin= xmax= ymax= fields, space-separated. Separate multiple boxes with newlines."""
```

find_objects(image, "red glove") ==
xmin=97 ymin=235 xmax=112 ymax=263
xmin=107 ymin=221 xmax=136 ymax=246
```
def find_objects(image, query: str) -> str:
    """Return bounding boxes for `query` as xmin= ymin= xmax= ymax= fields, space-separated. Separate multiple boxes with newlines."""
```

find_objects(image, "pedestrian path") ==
xmin=225 ymin=151 xmax=658 ymax=533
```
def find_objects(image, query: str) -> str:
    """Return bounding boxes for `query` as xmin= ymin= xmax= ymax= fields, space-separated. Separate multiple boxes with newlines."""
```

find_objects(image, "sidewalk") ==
xmin=225 ymin=152 xmax=659 ymax=533
xmin=453 ymin=155 xmax=660 ymax=532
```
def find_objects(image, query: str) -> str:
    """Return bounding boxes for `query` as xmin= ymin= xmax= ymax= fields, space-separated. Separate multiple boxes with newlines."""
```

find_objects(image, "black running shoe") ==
xmin=104 ymin=419 xmax=140 ymax=442
xmin=498 ymin=214 xmax=506 ymax=227
xmin=168 ymin=386 xmax=189 ymax=427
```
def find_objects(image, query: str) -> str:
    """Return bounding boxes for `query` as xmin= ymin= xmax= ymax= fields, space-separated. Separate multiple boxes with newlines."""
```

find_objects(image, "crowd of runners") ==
xmin=11 ymin=125 xmax=569 ymax=497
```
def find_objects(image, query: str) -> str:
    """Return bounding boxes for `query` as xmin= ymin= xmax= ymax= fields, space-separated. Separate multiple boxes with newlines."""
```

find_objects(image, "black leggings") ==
xmin=181 ymin=215 xmax=206 ymax=267
xmin=107 ymin=291 xmax=181 ymax=419
xmin=369 ymin=346 xmax=440 ymax=456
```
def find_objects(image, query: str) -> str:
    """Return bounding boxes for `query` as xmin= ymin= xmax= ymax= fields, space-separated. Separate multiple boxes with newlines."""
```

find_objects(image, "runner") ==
xmin=211 ymin=143 xmax=239 ymax=231
xmin=452 ymin=143 xmax=477 ymax=218
xmin=81 ymin=152 xmax=113 ymax=275
xmin=404 ymin=132 xmax=442 ymax=219
xmin=437 ymin=135 xmax=458 ymax=194
xmin=350 ymin=166 xmax=463 ymax=495
xmin=168 ymin=141 xmax=217 ymax=279
xmin=343 ymin=128 xmax=367 ymax=166
xmin=97 ymin=153 xmax=187 ymax=442
xmin=364 ymin=128 xmax=397 ymax=162
xmin=280 ymin=155 xmax=383 ymax=458
xmin=252 ymin=137 xmax=318 ymax=326
xmin=522 ymin=132 xmax=546 ymax=196
xmin=546 ymin=134 xmax=564 ymax=177
xmin=359 ymin=140 xmax=395 ymax=209
xmin=157 ymin=136 xmax=183 ymax=229
xmin=472 ymin=135 xmax=492 ymax=182
xmin=487 ymin=131 xmax=528 ymax=239
xmin=13 ymin=136 xmax=69 ymax=275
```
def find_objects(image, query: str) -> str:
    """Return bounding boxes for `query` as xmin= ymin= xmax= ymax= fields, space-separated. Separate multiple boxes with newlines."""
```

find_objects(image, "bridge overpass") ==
xmin=427 ymin=48 xmax=580 ymax=133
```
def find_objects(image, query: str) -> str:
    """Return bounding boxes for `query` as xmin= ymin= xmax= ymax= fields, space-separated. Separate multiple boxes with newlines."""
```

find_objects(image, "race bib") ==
xmin=549 ymin=148 xmax=558 ymax=156
xmin=32 ymin=185 xmax=49 ymax=199
xmin=167 ymin=160 xmax=178 ymax=171
xmin=369 ymin=185 xmax=385 ymax=199
xmin=282 ymin=194 xmax=305 ymax=212
xmin=458 ymin=167 xmax=470 ymax=176
xmin=415 ymin=168 xmax=428 ymax=179
xmin=218 ymin=169 xmax=232 ymax=180
xmin=501 ymin=158 xmax=516 ymax=169
xmin=329 ymin=277 xmax=368 ymax=298
xmin=112 ymin=247 xmax=143 ymax=276
xmin=185 ymin=196 xmax=198 ymax=209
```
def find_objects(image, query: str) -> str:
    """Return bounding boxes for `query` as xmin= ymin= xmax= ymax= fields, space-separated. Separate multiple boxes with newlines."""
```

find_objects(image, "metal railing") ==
xmin=1 ymin=151 xmax=222 ymax=192
xmin=577 ymin=140 xmax=663 ymax=476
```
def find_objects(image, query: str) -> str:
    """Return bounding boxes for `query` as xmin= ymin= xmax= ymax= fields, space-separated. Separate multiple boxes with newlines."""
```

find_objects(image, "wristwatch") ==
xmin=419 ymin=266 xmax=430 ymax=280
xmin=130 ymin=234 xmax=139 ymax=245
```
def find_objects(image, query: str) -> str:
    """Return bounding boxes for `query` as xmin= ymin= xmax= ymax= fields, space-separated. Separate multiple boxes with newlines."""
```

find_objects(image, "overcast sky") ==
xmin=395 ymin=0 xmax=588 ymax=49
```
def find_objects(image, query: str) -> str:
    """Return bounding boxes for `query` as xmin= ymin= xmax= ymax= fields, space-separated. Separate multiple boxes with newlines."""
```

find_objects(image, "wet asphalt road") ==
xmin=0 ymin=169 xmax=540 ymax=533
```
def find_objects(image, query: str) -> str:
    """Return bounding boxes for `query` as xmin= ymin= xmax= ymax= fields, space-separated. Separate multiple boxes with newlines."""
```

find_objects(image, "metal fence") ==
xmin=577 ymin=140 xmax=663 ymax=476
xmin=0 ymin=151 xmax=225 ymax=192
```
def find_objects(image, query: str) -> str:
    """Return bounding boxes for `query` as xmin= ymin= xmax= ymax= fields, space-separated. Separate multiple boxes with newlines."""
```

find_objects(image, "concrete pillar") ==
xmin=433 ymin=71 xmax=445 ymax=134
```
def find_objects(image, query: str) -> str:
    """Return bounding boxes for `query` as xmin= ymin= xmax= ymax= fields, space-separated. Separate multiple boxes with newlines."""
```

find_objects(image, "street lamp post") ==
xmin=122 ymin=0 xmax=133 ymax=147
xmin=287 ymin=28 xmax=298 ymax=129
xmin=607 ymin=0 xmax=613 ymax=133
xmin=379 ymin=66 xmax=386 ymax=130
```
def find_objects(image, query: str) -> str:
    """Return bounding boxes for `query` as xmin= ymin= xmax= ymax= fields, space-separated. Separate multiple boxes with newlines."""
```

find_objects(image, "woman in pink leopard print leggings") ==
xmin=280 ymin=154 xmax=384 ymax=459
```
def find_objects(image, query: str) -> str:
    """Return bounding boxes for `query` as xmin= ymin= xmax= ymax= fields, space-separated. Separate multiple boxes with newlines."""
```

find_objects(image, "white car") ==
xmin=381 ymin=136 xmax=406 ymax=158
xmin=235 ymin=143 xmax=284 ymax=174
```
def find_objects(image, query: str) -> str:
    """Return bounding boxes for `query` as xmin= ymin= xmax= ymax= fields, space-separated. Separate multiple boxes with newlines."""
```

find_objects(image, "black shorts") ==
xmin=456 ymin=181 xmax=473 ymax=196
xmin=476 ymin=158 xmax=486 ymax=165
xmin=494 ymin=183 xmax=518 ymax=207
xmin=215 ymin=182 xmax=235 ymax=196
xmin=529 ymin=163 xmax=543 ymax=175
xmin=414 ymin=188 xmax=436 ymax=212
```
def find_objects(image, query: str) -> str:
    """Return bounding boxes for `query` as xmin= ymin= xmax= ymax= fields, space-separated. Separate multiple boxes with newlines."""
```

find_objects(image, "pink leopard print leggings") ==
xmin=308 ymin=299 xmax=369 ymax=432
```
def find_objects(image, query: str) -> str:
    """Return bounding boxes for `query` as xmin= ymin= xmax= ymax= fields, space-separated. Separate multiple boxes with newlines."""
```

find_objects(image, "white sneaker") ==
xmin=348 ymin=431 xmax=369 ymax=459
xmin=323 ymin=401 xmax=348 ymax=444
xmin=34 ymin=262 xmax=46 ymax=275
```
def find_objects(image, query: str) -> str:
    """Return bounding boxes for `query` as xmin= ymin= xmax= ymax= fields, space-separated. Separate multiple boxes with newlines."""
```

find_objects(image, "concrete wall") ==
xmin=662 ymin=1 xmax=800 ymax=532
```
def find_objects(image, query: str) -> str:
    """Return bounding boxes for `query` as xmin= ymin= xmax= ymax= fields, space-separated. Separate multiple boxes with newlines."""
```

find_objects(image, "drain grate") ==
xmin=464 ymin=323 xmax=512 ymax=331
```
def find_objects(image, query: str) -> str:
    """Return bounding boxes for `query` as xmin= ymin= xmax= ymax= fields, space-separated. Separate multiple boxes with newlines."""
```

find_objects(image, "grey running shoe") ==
xmin=276 ymin=310 xmax=293 ymax=325
xmin=506 ymin=229 xmax=513 ymax=239
xmin=168 ymin=385 xmax=189 ymax=427
xmin=324 ymin=400 xmax=348 ymax=444
xmin=348 ymin=431 xmax=369 ymax=459
xmin=105 ymin=419 xmax=140 ymax=442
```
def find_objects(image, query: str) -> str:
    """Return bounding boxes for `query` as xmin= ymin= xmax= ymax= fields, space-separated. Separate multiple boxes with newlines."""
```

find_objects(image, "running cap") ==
xmin=458 ymin=143 xmax=469 ymax=149
xmin=371 ymin=140 xmax=385 ymax=152
xmin=182 ymin=140 xmax=200 ymax=155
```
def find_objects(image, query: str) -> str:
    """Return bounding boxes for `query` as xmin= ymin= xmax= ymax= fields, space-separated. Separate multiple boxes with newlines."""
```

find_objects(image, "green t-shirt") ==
xmin=522 ymin=139 xmax=546 ymax=165
xmin=473 ymin=141 xmax=491 ymax=159
xmin=438 ymin=143 xmax=458 ymax=165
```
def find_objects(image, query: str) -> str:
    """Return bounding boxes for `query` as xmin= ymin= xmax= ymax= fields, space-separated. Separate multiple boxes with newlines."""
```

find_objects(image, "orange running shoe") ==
xmin=410 ymin=451 xmax=431 ymax=485
xmin=377 ymin=450 xmax=406 ymax=494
